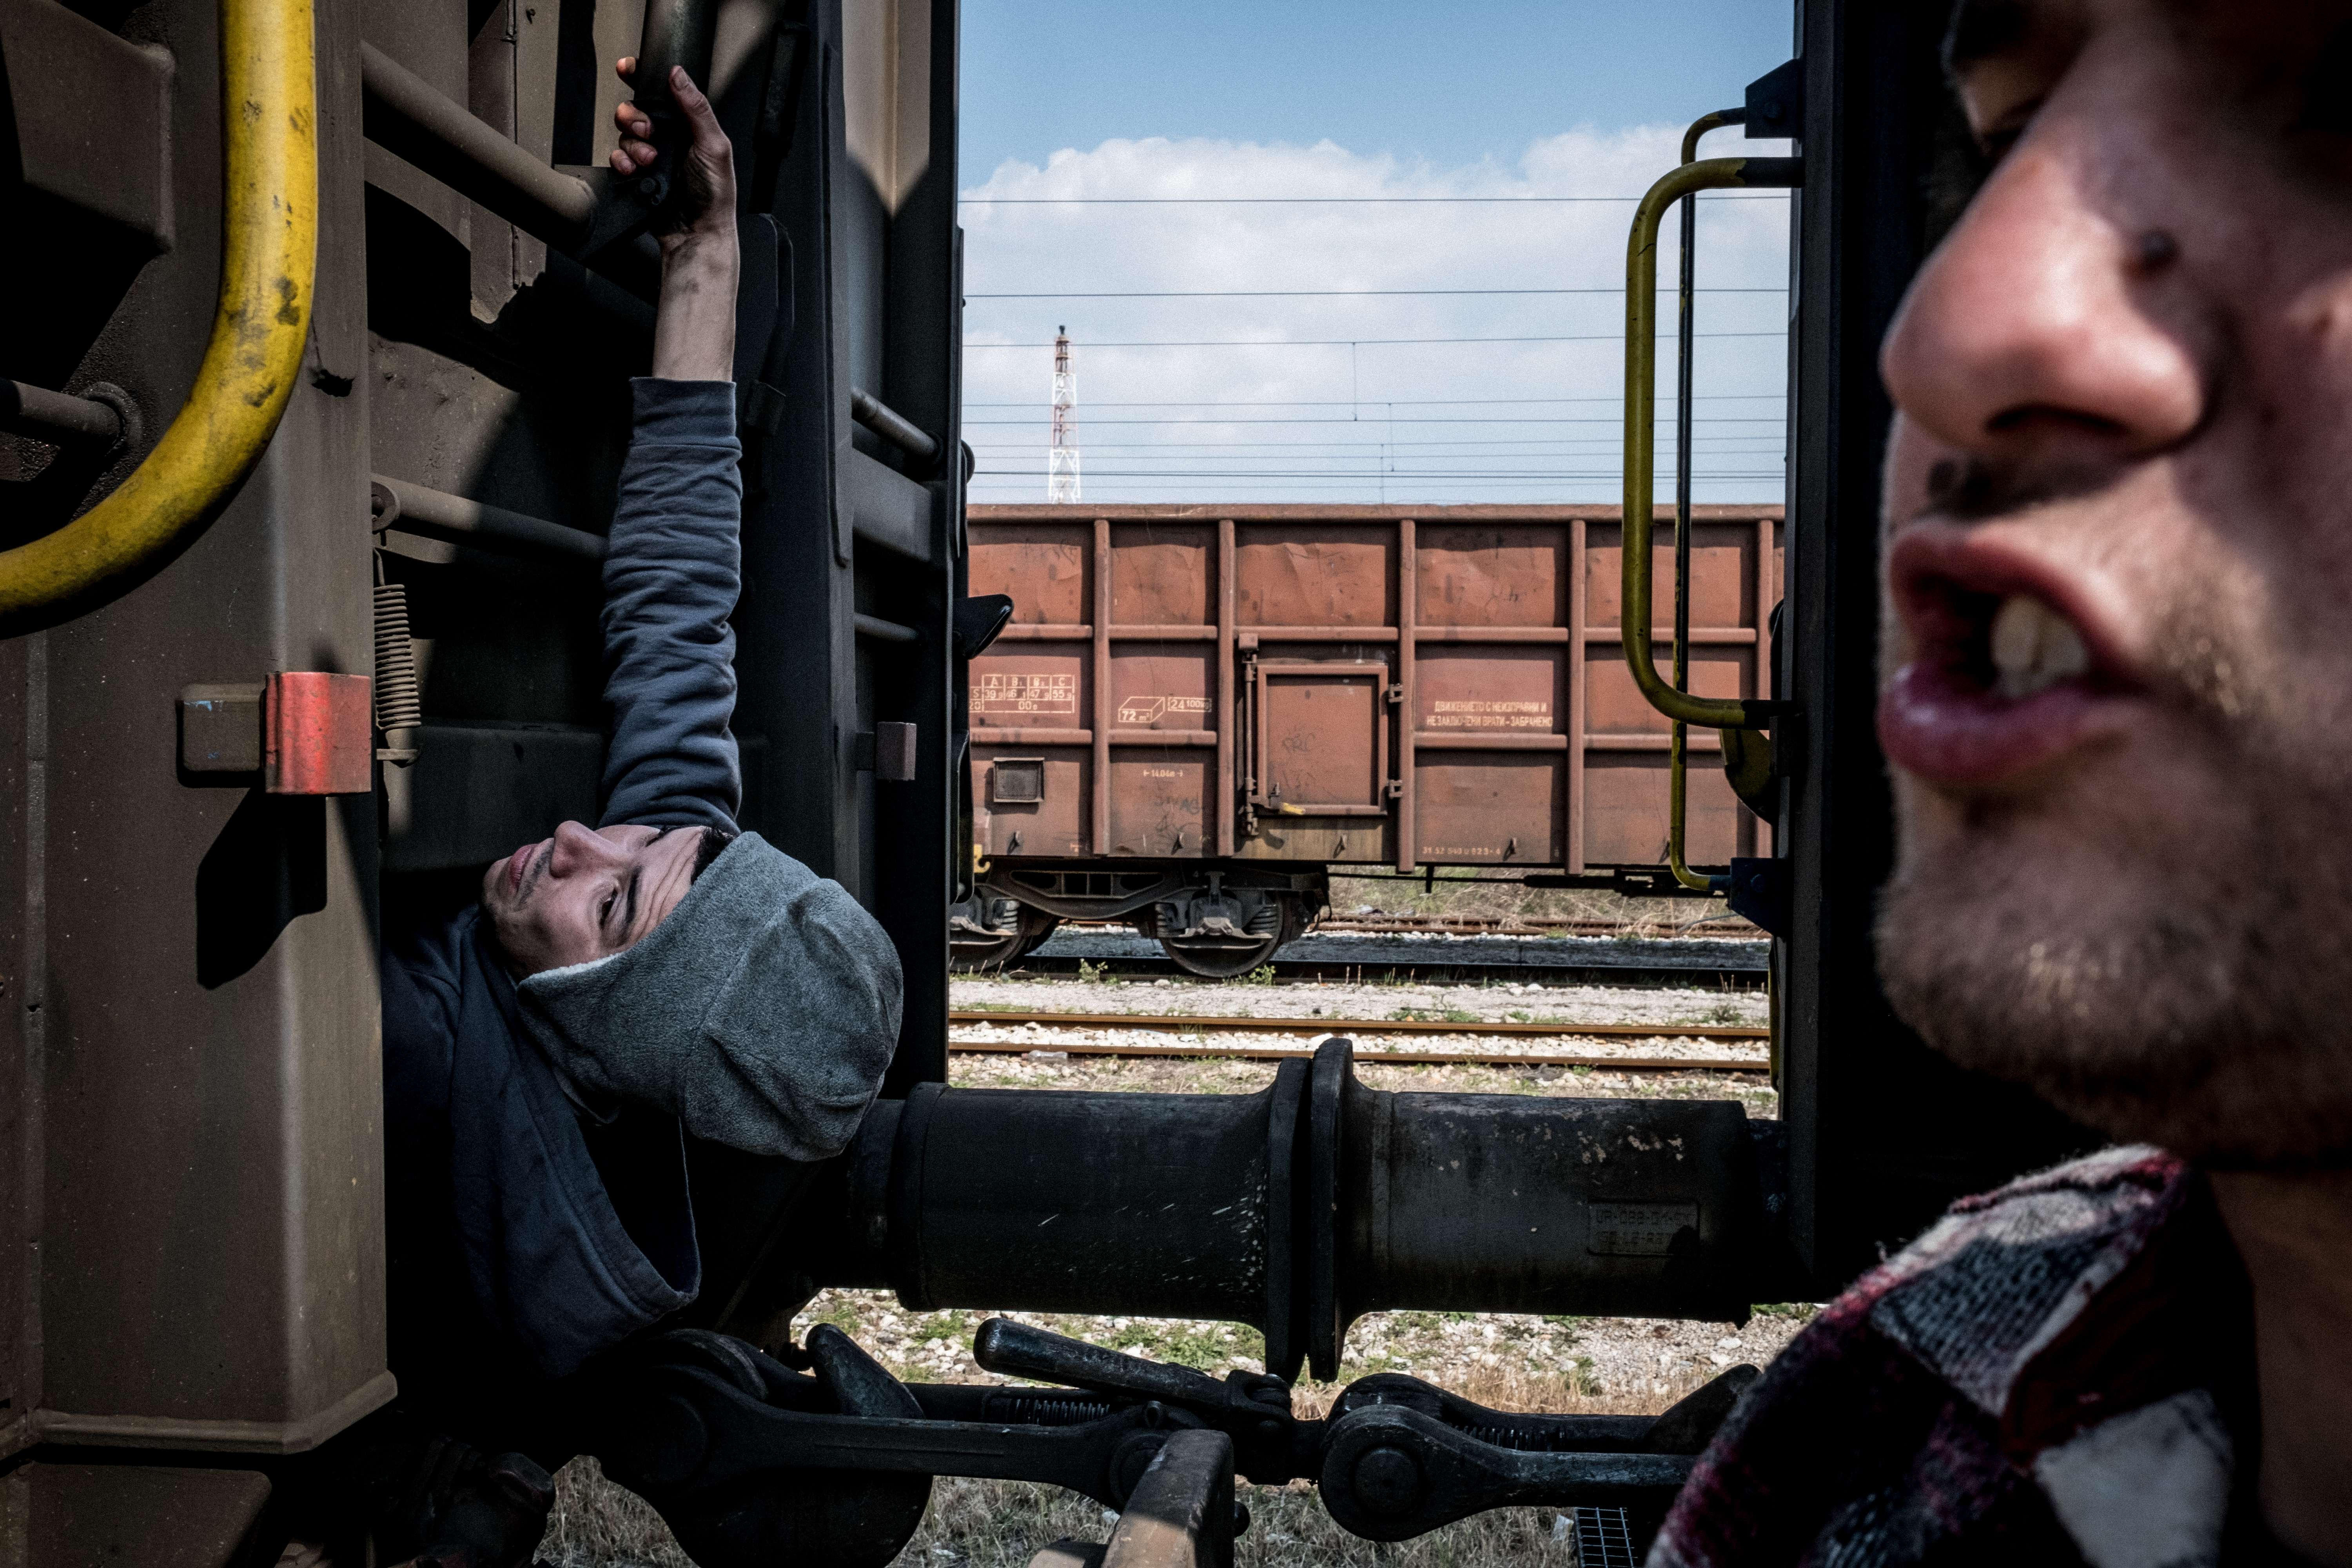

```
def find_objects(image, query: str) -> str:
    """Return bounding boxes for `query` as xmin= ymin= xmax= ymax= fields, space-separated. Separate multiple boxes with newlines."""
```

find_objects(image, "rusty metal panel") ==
xmin=1255 ymin=663 xmax=1387 ymax=812
xmin=1416 ymin=524 xmax=1568 ymax=628
xmin=1236 ymin=528 xmax=1392 ymax=628
xmin=1110 ymin=644 xmax=1212 ymax=734
xmin=1108 ymin=755 xmax=1207 ymax=857
xmin=1416 ymin=647 xmax=1561 ymax=739
xmin=971 ymin=647 xmax=1087 ymax=729
xmin=1584 ymin=525 xmax=1758 ymax=630
xmin=969 ymin=524 xmax=1091 ymax=624
xmin=1412 ymin=756 xmax=1563 ymax=864
xmin=975 ymin=752 xmax=1087 ymax=857
xmin=1110 ymin=524 xmax=1214 ymax=626
xmin=965 ymin=506 xmax=1780 ymax=876
xmin=1584 ymin=754 xmax=1746 ymax=868
xmin=1586 ymin=648 xmax=1751 ymax=737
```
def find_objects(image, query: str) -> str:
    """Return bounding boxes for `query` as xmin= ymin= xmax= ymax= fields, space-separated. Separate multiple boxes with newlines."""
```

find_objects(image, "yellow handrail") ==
xmin=1680 ymin=110 xmax=1737 ymax=166
xmin=1664 ymin=116 xmax=1741 ymax=892
xmin=0 ymin=0 xmax=317 ymax=635
xmin=1619 ymin=155 xmax=1798 ymax=731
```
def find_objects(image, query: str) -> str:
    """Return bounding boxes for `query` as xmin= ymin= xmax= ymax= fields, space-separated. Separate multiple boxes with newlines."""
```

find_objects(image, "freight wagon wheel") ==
xmin=1154 ymin=893 xmax=1304 ymax=979
xmin=949 ymin=897 xmax=1060 ymax=972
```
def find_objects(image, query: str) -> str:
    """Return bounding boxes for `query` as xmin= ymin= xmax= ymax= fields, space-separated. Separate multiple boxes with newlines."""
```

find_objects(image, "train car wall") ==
xmin=958 ymin=504 xmax=1782 ymax=973
xmin=0 ymin=0 xmax=964 ymax=1505
xmin=966 ymin=503 xmax=1781 ymax=874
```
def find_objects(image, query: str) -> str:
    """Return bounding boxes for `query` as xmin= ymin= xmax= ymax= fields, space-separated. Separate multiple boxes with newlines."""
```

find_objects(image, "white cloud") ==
xmin=958 ymin=125 xmax=1793 ymax=505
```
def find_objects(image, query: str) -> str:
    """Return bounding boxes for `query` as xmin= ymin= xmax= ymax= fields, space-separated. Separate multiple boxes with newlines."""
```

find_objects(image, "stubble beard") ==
xmin=1875 ymin=607 xmax=2352 ymax=1169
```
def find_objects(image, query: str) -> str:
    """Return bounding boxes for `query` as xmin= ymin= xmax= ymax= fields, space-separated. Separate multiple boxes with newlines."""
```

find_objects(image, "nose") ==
xmin=1880 ymin=106 xmax=2208 ymax=470
xmin=545 ymin=819 xmax=624 ymax=878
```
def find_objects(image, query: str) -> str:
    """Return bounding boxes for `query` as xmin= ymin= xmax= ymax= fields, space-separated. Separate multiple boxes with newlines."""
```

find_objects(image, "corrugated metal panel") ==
xmin=966 ymin=504 xmax=1782 ymax=875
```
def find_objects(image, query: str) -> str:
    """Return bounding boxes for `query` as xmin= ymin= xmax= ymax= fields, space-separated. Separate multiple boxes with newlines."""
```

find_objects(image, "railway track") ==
xmin=946 ymin=1010 xmax=1771 ymax=1074
xmin=1054 ymin=916 xmax=1764 ymax=940
xmin=1014 ymin=927 xmax=1770 ymax=985
xmin=1309 ymin=916 xmax=1762 ymax=938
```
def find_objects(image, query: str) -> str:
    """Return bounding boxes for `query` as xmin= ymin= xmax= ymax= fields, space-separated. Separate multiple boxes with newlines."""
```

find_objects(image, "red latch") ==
xmin=265 ymin=672 xmax=374 ymax=795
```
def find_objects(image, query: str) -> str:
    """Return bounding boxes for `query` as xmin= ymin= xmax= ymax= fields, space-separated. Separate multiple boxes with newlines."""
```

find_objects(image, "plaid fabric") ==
xmin=1649 ymin=1147 xmax=2264 ymax=1568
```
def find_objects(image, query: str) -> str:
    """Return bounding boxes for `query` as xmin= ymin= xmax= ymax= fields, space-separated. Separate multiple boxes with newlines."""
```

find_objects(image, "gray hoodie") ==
xmin=517 ymin=831 xmax=902 ymax=1160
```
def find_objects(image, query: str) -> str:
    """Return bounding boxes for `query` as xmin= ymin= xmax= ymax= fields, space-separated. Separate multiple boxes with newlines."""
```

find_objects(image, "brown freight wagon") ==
xmin=955 ymin=503 xmax=1783 ymax=974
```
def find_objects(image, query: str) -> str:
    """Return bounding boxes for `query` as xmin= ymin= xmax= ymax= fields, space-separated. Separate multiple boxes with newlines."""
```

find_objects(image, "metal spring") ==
xmin=982 ymin=1394 xmax=1116 ymax=1427
xmin=373 ymin=581 xmax=423 ymax=733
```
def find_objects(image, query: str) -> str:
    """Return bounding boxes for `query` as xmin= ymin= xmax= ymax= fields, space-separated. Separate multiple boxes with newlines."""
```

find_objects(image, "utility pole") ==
xmin=1048 ymin=325 xmax=1080 ymax=504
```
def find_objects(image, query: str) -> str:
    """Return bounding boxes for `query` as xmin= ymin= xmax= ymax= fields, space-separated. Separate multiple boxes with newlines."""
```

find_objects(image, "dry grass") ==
xmin=538 ymin=1367 xmax=1654 ymax=1568
xmin=539 ymin=1457 xmax=691 ymax=1568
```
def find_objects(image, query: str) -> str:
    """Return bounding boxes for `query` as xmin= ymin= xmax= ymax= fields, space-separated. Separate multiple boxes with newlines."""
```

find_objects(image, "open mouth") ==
xmin=506 ymin=838 xmax=546 ymax=899
xmin=1878 ymin=534 xmax=2145 ymax=789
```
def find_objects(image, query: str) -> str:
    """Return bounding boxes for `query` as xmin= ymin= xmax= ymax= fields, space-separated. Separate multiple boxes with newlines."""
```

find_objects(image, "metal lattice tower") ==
xmin=1048 ymin=325 xmax=1080 ymax=504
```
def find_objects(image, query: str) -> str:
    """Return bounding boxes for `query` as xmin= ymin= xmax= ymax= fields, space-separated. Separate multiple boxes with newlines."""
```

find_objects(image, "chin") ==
xmin=1877 ymin=747 xmax=2352 ymax=1168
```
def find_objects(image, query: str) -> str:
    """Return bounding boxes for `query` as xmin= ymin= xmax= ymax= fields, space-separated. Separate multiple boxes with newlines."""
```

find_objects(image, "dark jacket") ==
xmin=381 ymin=381 xmax=747 ymax=1398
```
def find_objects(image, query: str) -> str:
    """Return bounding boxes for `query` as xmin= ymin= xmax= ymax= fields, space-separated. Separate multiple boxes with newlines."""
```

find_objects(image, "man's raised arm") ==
xmin=597 ymin=64 xmax=745 ymax=831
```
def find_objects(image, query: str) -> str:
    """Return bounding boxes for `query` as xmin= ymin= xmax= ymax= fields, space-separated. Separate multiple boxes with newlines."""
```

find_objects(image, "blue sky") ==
xmin=960 ymin=1 xmax=1799 ymax=186
xmin=953 ymin=2 xmax=1799 ymax=506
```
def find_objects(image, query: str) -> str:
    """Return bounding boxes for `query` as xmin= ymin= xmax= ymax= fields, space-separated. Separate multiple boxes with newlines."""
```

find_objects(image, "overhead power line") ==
xmin=958 ymin=194 xmax=1793 ymax=205
xmin=964 ymin=394 xmax=1786 ymax=408
xmin=963 ymin=331 xmax=1786 ymax=349
xmin=968 ymin=287 xmax=1788 ymax=299
xmin=965 ymin=331 xmax=1782 ymax=348
xmin=977 ymin=470 xmax=1786 ymax=480
xmin=966 ymin=416 xmax=1781 ymax=426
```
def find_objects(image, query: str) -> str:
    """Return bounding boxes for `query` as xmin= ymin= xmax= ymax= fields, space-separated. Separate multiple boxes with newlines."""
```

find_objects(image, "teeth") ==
xmin=1989 ymin=595 xmax=2089 ymax=699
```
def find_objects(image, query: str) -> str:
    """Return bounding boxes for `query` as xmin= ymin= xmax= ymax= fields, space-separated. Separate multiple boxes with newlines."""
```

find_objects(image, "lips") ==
xmin=1878 ymin=529 xmax=2149 ymax=788
xmin=506 ymin=839 xmax=543 ymax=897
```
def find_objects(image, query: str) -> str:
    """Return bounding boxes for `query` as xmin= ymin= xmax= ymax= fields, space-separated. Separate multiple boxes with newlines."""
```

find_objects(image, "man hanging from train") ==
xmin=359 ymin=62 xmax=902 ymax=1564
xmin=1654 ymin=4 xmax=2352 ymax=1566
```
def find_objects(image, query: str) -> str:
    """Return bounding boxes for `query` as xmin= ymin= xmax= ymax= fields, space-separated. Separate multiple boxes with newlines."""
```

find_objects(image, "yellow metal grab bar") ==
xmin=1619 ymin=154 xmax=1800 ymax=733
xmin=0 ymin=0 xmax=317 ymax=634
xmin=1623 ymin=149 xmax=1799 ymax=889
xmin=1666 ymin=114 xmax=1742 ymax=891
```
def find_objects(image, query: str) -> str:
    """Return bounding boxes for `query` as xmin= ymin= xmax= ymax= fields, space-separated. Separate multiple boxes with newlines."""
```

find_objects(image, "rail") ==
xmin=851 ymin=387 xmax=942 ymax=469
xmin=369 ymin=475 xmax=606 ymax=563
xmin=358 ymin=40 xmax=662 ymax=301
xmin=1312 ymin=916 xmax=1759 ymax=937
xmin=0 ymin=0 xmax=316 ymax=636
xmin=2 ymin=381 xmax=122 ymax=445
xmin=951 ymin=1038 xmax=1764 ymax=1073
xmin=950 ymin=1009 xmax=1765 ymax=1043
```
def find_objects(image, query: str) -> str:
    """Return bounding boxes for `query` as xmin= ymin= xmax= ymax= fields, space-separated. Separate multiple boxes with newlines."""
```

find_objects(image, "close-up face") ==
xmin=1874 ymin=0 xmax=2352 ymax=1162
xmin=481 ymin=820 xmax=708 ymax=978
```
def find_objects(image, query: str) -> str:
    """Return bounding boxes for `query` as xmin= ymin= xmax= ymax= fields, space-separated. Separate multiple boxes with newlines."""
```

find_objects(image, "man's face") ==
xmin=1875 ymin=0 xmax=2352 ymax=1163
xmin=481 ymin=821 xmax=707 ymax=978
